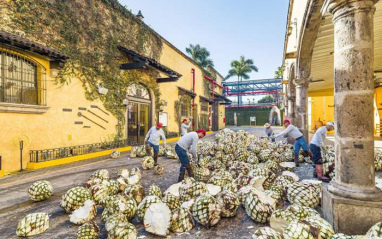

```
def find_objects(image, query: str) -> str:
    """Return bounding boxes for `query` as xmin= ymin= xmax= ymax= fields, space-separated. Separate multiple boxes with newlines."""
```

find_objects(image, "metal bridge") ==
xmin=223 ymin=78 xmax=283 ymax=108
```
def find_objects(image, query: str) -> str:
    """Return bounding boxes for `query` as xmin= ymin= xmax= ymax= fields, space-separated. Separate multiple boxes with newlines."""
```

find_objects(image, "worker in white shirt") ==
xmin=144 ymin=123 xmax=166 ymax=166
xmin=175 ymin=129 xmax=206 ymax=182
xmin=273 ymin=119 xmax=312 ymax=167
xmin=309 ymin=122 xmax=334 ymax=182
xmin=264 ymin=123 xmax=275 ymax=142
xmin=181 ymin=118 xmax=192 ymax=136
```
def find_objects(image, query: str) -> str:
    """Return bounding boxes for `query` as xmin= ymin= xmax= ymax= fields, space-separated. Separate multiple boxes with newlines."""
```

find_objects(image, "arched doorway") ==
xmin=126 ymin=84 xmax=152 ymax=144
xmin=269 ymin=106 xmax=281 ymax=126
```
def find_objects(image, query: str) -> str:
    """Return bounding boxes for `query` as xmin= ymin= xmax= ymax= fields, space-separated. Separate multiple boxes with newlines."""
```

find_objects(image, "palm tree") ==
xmin=226 ymin=56 xmax=258 ymax=105
xmin=275 ymin=66 xmax=283 ymax=79
xmin=186 ymin=44 xmax=214 ymax=69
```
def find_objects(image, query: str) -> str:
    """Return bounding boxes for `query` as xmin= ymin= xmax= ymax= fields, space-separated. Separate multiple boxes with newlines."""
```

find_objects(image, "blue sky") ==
xmin=120 ymin=0 xmax=289 ymax=81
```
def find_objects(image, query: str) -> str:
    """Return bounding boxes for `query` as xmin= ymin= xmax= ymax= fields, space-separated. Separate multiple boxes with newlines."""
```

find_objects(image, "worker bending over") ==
xmin=273 ymin=119 xmax=312 ymax=167
xmin=310 ymin=122 xmax=334 ymax=182
xmin=175 ymin=129 xmax=206 ymax=182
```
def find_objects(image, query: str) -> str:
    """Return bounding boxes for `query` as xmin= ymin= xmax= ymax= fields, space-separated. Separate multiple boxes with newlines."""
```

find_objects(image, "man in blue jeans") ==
xmin=144 ymin=123 xmax=166 ymax=166
xmin=175 ymin=129 xmax=206 ymax=182
xmin=273 ymin=119 xmax=312 ymax=167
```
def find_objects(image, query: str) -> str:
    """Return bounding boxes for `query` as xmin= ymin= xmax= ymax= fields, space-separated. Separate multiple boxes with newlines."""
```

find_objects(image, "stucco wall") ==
xmin=0 ymin=48 xmax=119 ymax=173
xmin=158 ymin=43 xmax=222 ymax=134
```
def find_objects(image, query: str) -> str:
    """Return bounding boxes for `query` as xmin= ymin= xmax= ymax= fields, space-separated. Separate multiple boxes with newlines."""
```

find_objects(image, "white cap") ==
xmin=326 ymin=122 xmax=334 ymax=127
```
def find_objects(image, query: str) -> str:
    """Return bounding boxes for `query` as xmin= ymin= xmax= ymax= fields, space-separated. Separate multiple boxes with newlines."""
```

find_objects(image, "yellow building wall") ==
xmin=309 ymin=96 xmax=334 ymax=130
xmin=158 ymin=43 xmax=212 ymax=134
xmin=0 ymin=48 xmax=119 ymax=173
xmin=218 ymin=104 xmax=226 ymax=130
xmin=0 ymin=40 xmax=226 ymax=174
xmin=308 ymin=88 xmax=382 ymax=135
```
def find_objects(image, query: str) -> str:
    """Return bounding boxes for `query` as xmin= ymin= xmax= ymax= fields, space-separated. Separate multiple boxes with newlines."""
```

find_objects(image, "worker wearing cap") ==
xmin=309 ymin=122 xmax=334 ymax=182
xmin=273 ymin=119 xmax=312 ymax=167
xmin=144 ymin=123 xmax=166 ymax=166
xmin=181 ymin=118 xmax=192 ymax=136
xmin=175 ymin=129 xmax=206 ymax=182
xmin=264 ymin=123 xmax=275 ymax=142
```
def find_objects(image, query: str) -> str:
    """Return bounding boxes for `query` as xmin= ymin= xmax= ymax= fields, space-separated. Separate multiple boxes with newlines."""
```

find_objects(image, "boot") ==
xmin=145 ymin=145 xmax=151 ymax=156
xmin=313 ymin=164 xmax=317 ymax=178
xmin=153 ymin=154 xmax=158 ymax=166
xmin=294 ymin=154 xmax=300 ymax=167
xmin=178 ymin=169 xmax=186 ymax=182
xmin=306 ymin=150 xmax=313 ymax=159
xmin=186 ymin=164 xmax=194 ymax=178
xmin=315 ymin=164 xmax=330 ymax=182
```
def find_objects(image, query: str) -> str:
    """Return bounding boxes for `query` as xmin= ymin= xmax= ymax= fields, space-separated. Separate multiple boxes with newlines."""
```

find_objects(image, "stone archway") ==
xmin=269 ymin=106 xmax=281 ymax=126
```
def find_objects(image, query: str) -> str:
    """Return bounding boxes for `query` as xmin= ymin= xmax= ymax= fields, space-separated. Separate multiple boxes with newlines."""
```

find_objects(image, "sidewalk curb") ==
xmin=22 ymin=131 xmax=214 ymax=172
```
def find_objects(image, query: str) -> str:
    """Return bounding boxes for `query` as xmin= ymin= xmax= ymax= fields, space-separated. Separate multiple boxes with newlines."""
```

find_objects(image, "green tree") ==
xmin=275 ymin=66 xmax=283 ymax=79
xmin=225 ymin=56 xmax=258 ymax=105
xmin=185 ymin=44 xmax=214 ymax=69
xmin=258 ymin=95 xmax=274 ymax=103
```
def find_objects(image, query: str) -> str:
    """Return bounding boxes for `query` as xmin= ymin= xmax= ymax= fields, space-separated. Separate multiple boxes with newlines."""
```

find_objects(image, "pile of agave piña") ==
xmin=16 ymin=128 xmax=382 ymax=238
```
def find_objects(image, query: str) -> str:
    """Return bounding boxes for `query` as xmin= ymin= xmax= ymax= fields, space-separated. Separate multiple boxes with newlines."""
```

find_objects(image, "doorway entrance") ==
xmin=127 ymin=84 xmax=151 ymax=144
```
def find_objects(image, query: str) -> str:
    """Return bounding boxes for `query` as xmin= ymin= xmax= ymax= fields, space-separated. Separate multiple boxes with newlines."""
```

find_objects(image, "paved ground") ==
xmin=0 ymin=126 xmax=327 ymax=239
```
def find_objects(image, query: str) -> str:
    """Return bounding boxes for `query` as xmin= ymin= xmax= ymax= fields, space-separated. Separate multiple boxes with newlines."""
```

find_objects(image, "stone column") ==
xmin=322 ymin=0 xmax=382 ymax=234
xmin=294 ymin=78 xmax=309 ymax=142
xmin=287 ymin=96 xmax=295 ymax=124
xmin=328 ymin=0 xmax=382 ymax=201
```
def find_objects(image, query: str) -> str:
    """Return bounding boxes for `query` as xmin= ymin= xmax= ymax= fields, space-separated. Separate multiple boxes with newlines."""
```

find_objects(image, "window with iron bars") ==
xmin=201 ymin=102 xmax=209 ymax=113
xmin=0 ymin=51 xmax=46 ymax=105
xmin=180 ymin=102 xmax=191 ymax=117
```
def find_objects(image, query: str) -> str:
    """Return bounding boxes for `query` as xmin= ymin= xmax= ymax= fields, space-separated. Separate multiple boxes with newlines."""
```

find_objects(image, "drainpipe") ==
xmin=191 ymin=69 xmax=196 ymax=129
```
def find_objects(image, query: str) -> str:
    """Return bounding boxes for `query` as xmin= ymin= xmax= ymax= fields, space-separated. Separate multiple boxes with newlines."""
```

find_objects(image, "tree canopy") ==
xmin=185 ymin=44 xmax=214 ymax=69
xmin=225 ymin=56 xmax=258 ymax=81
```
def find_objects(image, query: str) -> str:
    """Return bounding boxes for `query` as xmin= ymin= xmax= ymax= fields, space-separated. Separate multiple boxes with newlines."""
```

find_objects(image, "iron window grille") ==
xmin=201 ymin=102 xmax=209 ymax=113
xmin=180 ymin=103 xmax=191 ymax=118
xmin=30 ymin=139 xmax=138 ymax=163
xmin=0 ymin=51 xmax=46 ymax=105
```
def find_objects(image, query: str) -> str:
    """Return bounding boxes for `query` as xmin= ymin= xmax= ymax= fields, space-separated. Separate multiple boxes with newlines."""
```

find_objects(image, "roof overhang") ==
xmin=213 ymin=92 xmax=232 ymax=104
xmin=177 ymin=86 xmax=196 ymax=98
xmin=0 ymin=30 xmax=68 ymax=64
xmin=118 ymin=46 xmax=182 ymax=83
xmin=199 ymin=95 xmax=214 ymax=104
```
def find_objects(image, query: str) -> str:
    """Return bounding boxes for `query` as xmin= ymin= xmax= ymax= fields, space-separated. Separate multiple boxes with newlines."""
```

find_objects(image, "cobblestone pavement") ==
xmin=0 ymin=127 xmax=329 ymax=239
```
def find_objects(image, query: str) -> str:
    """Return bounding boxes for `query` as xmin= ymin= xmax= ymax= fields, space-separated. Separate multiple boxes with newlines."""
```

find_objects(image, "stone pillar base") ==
xmin=322 ymin=186 xmax=382 ymax=235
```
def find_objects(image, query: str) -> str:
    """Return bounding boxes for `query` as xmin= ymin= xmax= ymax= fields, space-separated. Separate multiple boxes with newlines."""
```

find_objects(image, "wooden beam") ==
xmin=285 ymin=51 xmax=297 ymax=59
xmin=157 ymin=77 xmax=179 ymax=83
xmin=119 ymin=61 xmax=146 ymax=70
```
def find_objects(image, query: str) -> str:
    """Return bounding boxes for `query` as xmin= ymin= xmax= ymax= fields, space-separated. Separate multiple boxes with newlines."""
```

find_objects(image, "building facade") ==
xmin=282 ymin=0 xmax=382 ymax=234
xmin=0 ymin=0 xmax=228 ymax=174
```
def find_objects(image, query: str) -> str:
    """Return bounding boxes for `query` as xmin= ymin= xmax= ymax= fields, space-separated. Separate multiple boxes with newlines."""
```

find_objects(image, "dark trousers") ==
xmin=267 ymin=133 xmax=275 ymax=142
xmin=309 ymin=144 xmax=322 ymax=164
xmin=175 ymin=144 xmax=189 ymax=172
xmin=309 ymin=143 xmax=322 ymax=174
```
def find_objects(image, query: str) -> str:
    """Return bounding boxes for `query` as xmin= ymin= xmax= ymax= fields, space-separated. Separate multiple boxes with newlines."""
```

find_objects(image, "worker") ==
xmin=181 ymin=118 xmax=192 ymax=136
xmin=175 ymin=129 xmax=206 ymax=182
xmin=309 ymin=122 xmax=334 ymax=182
xmin=264 ymin=123 xmax=275 ymax=142
xmin=273 ymin=119 xmax=312 ymax=167
xmin=144 ymin=123 xmax=166 ymax=166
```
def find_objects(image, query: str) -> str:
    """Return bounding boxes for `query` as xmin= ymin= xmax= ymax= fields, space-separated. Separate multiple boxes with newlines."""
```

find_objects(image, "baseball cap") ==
xmin=326 ymin=122 xmax=334 ymax=127
xmin=196 ymin=129 xmax=206 ymax=136
xmin=283 ymin=119 xmax=290 ymax=124
xmin=156 ymin=123 xmax=163 ymax=128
